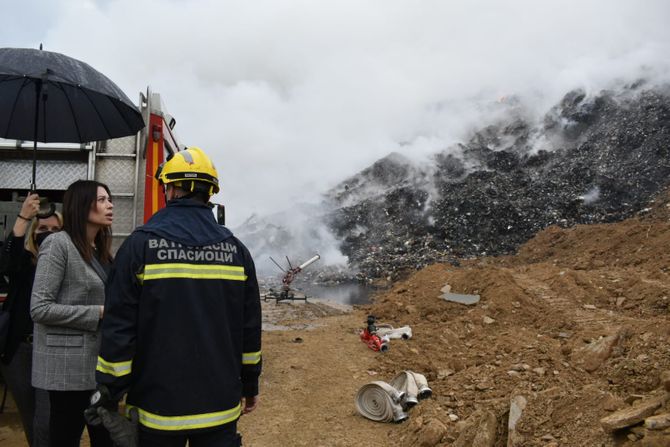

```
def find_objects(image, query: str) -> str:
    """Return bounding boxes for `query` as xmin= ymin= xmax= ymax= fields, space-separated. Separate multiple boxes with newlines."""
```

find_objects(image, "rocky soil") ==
xmin=357 ymin=187 xmax=670 ymax=446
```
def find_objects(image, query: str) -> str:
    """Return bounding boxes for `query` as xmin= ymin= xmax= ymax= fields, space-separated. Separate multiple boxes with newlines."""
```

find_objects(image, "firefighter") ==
xmin=90 ymin=147 xmax=261 ymax=447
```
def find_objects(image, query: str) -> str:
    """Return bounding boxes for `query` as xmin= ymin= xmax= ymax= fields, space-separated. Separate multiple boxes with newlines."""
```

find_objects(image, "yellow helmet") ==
xmin=155 ymin=147 xmax=220 ymax=195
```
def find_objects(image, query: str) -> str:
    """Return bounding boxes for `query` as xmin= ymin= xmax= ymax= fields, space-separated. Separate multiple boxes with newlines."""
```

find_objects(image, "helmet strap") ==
xmin=171 ymin=180 xmax=212 ymax=203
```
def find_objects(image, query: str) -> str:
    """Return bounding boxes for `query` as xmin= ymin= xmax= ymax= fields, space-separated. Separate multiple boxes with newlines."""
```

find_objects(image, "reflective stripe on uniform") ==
xmin=136 ymin=263 xmax=247 ymax=283
xmin=126 ymin=403 xmax=241 ymax=431
xmin=96 ymin=356 xmax=132 ymax=377
xmin=242 ymin=351 xmax=261 ymax=365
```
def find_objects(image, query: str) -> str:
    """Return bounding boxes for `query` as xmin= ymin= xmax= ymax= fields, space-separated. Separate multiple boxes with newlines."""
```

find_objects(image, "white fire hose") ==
xmin=390 ymin=370 xmax=432 ymax=408
xmin=354 ymin=381 xmax=408 ymax=423
xmin=375 ymin=324 xmax=412 ymax=340
xmin=355 ymin=371 xmax=432 ymax=423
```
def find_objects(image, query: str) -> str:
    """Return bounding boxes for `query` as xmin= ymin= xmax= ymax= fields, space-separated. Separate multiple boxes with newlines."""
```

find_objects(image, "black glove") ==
xmin=84 ymin=404 xmax=103 ymax=426
xmin=98 ymin=406 xmax=139 ymax=447
xmin=85 ymin=386 xmax=115 ymax=426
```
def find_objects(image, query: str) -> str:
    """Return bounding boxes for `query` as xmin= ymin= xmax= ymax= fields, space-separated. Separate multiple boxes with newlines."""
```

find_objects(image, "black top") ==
xmin=0 ymin=234 xmax=36 ymax=363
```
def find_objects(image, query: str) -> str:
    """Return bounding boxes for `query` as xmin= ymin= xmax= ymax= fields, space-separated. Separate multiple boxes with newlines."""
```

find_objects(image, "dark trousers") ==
xmin=139 ymin=422 xmax=241 ymax=447
xmin=48 ymin=390 xmax=113 ymax=447
xmin=0 ymin=341 xmax=50 ymax=447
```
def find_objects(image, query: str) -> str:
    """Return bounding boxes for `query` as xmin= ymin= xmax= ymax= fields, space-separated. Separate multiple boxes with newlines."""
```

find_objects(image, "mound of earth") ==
xmin=361 ymin=188 xmax=670 ymax=446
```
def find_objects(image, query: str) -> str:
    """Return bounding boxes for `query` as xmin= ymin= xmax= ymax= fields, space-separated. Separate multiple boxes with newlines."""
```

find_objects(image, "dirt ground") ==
xmin=2 ymin=190 xmax=670 ymax=446
xmin=247 ymin=189 xmax=670 ymax=447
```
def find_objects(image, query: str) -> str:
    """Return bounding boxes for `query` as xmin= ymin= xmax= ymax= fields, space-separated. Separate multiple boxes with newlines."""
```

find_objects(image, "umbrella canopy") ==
xmin=0 ymin=47 xmax=145 ymax=192
xmin=0 ymin=47 xmax=145 ymax=143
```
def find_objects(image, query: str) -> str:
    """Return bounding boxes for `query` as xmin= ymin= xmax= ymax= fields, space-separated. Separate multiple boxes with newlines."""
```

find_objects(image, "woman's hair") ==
xmin=25 ymin=211 xmax=63 ymax=260
xmin=62 ymin=180 xmax=113 ymax=264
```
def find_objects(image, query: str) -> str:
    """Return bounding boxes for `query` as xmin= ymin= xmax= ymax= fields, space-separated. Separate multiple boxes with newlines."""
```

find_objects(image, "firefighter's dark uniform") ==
xmin=96 ymin=198 xmax=261 ymax=445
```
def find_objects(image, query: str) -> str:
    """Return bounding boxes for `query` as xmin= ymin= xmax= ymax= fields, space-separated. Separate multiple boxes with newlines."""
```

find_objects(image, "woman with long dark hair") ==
xmin=0 ymin=193 xmax=62 ymax=446
xmin=30 ymin=180 xmax=114 ymax=447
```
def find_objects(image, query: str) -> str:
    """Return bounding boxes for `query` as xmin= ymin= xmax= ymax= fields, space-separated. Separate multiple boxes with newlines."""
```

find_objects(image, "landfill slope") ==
xmin=327 ymin=85 xmax=670 ymax=283
xmin=235 ymin=84 xmax=670 ymax=285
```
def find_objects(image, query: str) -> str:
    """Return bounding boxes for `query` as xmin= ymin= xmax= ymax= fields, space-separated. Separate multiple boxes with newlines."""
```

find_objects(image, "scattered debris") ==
xmin=441 ymin=291 xmax=481 ymax=305
xmin=453 ymin=409 xmax=498 ymax=447
xmin=437 ymin=369 xmax=454 ymax=379
xmin=508 ymin=394 xmax=528 ymax=446
xmin=571 ymin=330 xmax=622 ymax=372
xmin=644 ymin=413 xmax=670 ymax=430
xmin=600 ymin=394 xmax=667 ymax=431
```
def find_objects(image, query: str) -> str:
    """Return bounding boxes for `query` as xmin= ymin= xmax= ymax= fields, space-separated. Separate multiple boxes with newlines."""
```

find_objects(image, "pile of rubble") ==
xmin=236 ymin=84 xmax=670 ymax=286
xmin=599 ymin=372 xmax=670 ymax=444
xmin=326 ymin=84 xmax=670 ymax=282
xmin=427 ymin=371 xmax=670 ymax=447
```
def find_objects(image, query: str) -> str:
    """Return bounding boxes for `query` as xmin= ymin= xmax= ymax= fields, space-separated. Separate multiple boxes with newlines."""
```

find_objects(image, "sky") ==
xmin=2 ymin=0 xmax=670 ymax=230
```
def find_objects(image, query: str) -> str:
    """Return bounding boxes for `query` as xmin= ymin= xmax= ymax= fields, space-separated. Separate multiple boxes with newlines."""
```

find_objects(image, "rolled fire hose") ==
xmin=412 ymin=372 xmax=432 ymax=399
xmin=354 ymin=381 xmax=408 ymax=423
xmin=389 ymin=371 xmax=432 ymax=409
xmin=355 ymin=371 xmax=432 ymax=423
xmin=375 ymin=324 xmax=412 ymax=340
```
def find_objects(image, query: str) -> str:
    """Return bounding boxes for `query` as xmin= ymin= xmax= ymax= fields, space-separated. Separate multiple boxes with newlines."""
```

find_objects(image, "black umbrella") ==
xmin=0 ymin=46 xmax=145 ymax=192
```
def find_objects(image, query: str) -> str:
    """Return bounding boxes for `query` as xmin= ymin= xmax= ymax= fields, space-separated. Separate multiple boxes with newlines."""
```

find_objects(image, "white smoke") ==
xmin=580 ymin=186 xmax=601 ymax=205
xmin=2 ymin=0 xmax=670 ymax=263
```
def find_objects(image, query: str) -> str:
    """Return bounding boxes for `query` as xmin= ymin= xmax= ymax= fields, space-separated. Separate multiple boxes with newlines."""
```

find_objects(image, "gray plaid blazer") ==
xmin=30 ymin=231 xmax=104 ymax=391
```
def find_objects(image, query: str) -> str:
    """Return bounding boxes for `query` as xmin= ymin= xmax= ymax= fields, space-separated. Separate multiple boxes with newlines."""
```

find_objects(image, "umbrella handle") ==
xmin=37 ymin=202 xmax=56 ymax=219
xmin=29 ymin=189 xmax=57 ymax=219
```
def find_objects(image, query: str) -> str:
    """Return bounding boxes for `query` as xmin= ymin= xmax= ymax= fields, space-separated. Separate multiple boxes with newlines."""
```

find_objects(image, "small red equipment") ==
xmin=360 ymin=315 xmax=389 ymax=352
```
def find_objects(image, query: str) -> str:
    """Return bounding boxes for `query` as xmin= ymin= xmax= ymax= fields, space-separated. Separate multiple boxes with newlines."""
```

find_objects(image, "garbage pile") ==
xmin=238 ymin=84 xmax=670 ymax=285
xmin=326 ymin=84 xmax=670 ymax=282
